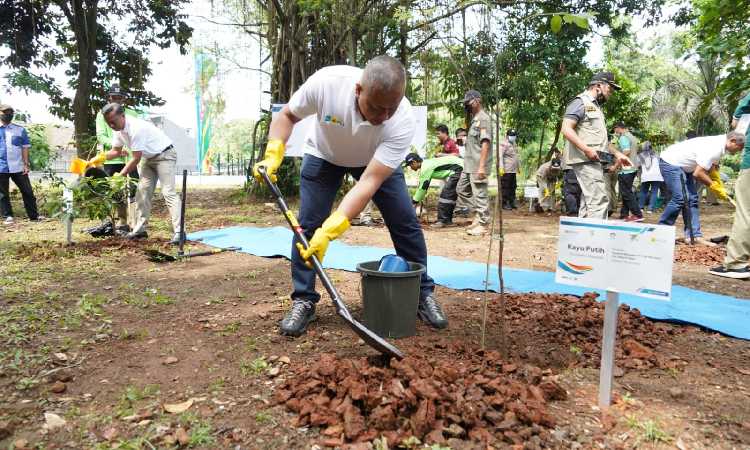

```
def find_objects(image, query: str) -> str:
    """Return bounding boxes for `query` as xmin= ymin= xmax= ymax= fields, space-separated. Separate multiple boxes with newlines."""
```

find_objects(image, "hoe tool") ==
xmin=145 ymin=170 xmax=240 ymax=262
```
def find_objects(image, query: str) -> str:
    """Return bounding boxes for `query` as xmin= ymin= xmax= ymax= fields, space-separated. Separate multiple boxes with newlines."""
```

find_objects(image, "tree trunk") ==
xmin=68 ymin=0 xmax=99 ymax=157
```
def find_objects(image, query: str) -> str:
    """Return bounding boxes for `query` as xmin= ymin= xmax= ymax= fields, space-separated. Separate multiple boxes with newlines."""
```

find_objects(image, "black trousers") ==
xmin=0 ymin=172 xmax=38 ymax=219
xmin=562 ymin=169 xmax=581 ymax=216
xmin=618 ymin=172 xmax=642 ymax=217
xmin=437 ymin=170 xmax=462 ymax=224
xmin=500 ymin=172 xmax=517 ymax=207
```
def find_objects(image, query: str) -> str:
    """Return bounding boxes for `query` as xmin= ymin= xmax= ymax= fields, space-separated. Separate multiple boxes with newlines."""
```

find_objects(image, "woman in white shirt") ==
xmin=637 ymin=141 xmax=663 ymax=213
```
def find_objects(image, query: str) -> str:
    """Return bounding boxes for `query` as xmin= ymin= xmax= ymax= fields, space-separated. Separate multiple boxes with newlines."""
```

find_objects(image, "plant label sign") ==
xmin=555 ymin=217 xmax=675 ymax=300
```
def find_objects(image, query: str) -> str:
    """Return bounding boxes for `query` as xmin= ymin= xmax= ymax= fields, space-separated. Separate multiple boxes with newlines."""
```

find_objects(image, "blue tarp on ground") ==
xmin=188 ymin=226 xmax=750 ymax=340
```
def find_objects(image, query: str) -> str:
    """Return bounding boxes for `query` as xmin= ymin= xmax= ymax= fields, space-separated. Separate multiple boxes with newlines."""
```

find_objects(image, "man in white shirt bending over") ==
xmin=658 ymin=132 xmax=744 ymax=245
xmin=92 ymin=103 xmax=182 ymax=243
xmin=253 ymin=55 xmax=447 ymax=337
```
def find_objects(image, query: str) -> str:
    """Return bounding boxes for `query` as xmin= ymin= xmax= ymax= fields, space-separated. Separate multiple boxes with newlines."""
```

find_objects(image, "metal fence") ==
xmin=46 ymin=149 xmax=251 ymax=178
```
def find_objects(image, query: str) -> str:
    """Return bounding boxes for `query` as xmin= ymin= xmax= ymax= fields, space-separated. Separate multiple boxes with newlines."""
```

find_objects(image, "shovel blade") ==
xmin=339 ymin=312 xmax=404 ymax=360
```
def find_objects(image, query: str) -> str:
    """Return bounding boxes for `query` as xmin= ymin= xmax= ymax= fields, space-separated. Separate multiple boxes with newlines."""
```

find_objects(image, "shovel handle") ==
xmin=257 ymin=167 xmax=351 ymax=320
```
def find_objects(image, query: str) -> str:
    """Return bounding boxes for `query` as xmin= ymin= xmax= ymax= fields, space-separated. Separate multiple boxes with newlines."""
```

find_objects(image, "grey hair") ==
xmin=727 ymin=130 xmax=746 ymax=146
xmin=361 ymin=55 xmax=406 ymax=93
xmin=102 ymin=102 xmax=125 ymax=117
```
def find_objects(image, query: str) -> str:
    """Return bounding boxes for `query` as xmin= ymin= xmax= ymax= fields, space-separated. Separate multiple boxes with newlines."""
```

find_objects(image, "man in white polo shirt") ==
xmin=253 ymin=55 xmax=447 ymax=337
xmin=91 ymin=103 xmax=182 ymax=243
xmin=658 ymin=131 xmax=744 ymax=245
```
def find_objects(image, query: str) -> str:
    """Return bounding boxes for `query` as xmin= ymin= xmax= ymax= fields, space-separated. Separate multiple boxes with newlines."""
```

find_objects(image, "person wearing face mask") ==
xmin=560 ymin=72 xmax=632 ymax=219
xmin=453 ymin=127 xmax=472 ymax=217
xmin=456 ymin=89 xmax=493 ymax=236
xmin=252 ymin=55 xmax=448 ymax=337
xmin=500 ymin=129 xmax=520 ymax=210
xmin=0 ymin=104 xmax=40 ymax=225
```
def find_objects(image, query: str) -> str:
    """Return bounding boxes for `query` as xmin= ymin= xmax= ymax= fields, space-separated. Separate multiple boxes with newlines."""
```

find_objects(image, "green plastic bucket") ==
xmin=356 ymin=260 xmax=425 ymax=339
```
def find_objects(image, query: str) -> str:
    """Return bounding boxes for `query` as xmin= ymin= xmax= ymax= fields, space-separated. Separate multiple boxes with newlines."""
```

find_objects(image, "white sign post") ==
xmin=524 ymin=185 xmax=539 ymax=212
xmin=555 ymin=217 xmax=675 ymax=409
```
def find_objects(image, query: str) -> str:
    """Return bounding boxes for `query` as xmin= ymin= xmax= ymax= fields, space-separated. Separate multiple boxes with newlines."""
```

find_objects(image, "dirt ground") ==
xmin=1 ymin=188 xmax=749 ymax=450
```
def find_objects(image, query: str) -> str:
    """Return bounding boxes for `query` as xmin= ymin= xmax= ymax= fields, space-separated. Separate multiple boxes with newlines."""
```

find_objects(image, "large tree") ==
xmin=0 ymin=0 xmax=192 ymax=155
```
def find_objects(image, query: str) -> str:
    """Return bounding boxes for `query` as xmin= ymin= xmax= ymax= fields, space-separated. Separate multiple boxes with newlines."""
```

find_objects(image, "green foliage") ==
xmin=26 ymin=124 xmax=54 ymax=171
xmin=212 ymin=118 xmax=256 ymax=157
xmin=687 ymin=0 xmax=750 ymax=101
xmin=40 ymin=172 xmax=136 ymax=225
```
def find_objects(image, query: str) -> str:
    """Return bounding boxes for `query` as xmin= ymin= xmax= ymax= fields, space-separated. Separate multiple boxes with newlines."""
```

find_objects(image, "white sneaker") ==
xmin=3 ymin=216 xmax=14 ymax=225
xmin=467 ymin=225 xmax=488 ymax=236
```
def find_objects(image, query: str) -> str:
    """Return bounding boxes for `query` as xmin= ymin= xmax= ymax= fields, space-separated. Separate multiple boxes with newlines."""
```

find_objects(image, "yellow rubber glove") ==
xmin=499 ymin=168 xmax=505 ymax=177
xmin=87 ymin=152 xmax=107 ymax=167
xmin=253 ymin=139 xmax=285 ymax=183
xmin=544 ymin=188 xmax=550 ymax=197
xmin=296 ymin=211 xmax=350 ymax=267
xmin=708 ymin=181 xmax=730 ymax=201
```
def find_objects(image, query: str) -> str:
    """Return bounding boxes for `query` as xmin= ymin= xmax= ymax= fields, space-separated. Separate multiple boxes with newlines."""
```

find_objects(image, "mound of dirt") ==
xmin=482 ymin=293 xmax=680 ymax=371
xmin=674 ymin=242 xmax=725 ymax=266
xmin=275 ymin=344 xmax=567 ymax=448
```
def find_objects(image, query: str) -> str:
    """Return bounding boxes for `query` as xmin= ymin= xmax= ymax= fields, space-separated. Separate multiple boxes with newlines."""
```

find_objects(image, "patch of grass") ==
xmin=189 ymin=421 xmax=215 ymax=446
xmin=626 ymin=415 xmax=672 ymax=444
xmin=220 ymin=321 xmax=241 ymax=335
xmin=569 ymin=344 xmax=582 ymax=356
xmin=255 ymin=411 xmax=273 ymax=424
xmin=209 ymin=377 xmax=226 ymax=393
xmin=240 ymin=357 xmax=268 ymax=376
xmin=117 ymin=384 xmax=160 ymax=417
xmin=244 ymin=337 xmax=258 ymax=352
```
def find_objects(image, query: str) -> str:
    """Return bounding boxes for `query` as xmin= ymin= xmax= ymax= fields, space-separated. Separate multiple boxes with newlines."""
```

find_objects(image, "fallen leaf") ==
xmin=163 ymin=356 xmax=179 ymax=365
xmin=278 ymin=356 xmax=291 ymax=365
xmin=163 ymin=399 xmax=194 ymax=414
xmin=175 ymin=427 xmax=190 ymax=445
xmin=53 ymin=353 xmax=69 ymax=362
xmin=13 ymin=439 xmax=29 ymax=449
xmin=43 ymin=412 xmax=67 ymax=430
xmin=102 ymin=427 xmax=118 ymax=441
xmin=268 ymin=367 xmax=281 ymax=377
xmin=50 ymin=381 xmax=67 ymax=394
xmin=736 ymin=367 xmax=750 ymax=376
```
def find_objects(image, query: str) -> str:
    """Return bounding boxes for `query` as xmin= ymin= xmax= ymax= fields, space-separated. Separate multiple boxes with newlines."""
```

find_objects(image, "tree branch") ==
xmin=409 ymin=30 xmax=438 ymax=54
xmin=191 ymin=14 xmax=266 ymax=29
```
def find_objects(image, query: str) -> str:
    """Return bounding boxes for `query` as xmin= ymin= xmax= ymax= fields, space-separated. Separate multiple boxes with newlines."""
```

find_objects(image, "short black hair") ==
xmin=404 ymin=153 xmax=423 ymax=166
xmin=456 ymin=128 xmax=467 ymax=134
xmin=435 ymin=124 xmax=449 ymax=134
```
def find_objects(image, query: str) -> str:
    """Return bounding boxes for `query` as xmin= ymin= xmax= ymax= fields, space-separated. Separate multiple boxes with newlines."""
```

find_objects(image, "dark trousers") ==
xmin=500 ymin=173 xmax=517 ymax=207
xmin=0 ymin=172 xmax=39 ymax=219
xmin=292 ymin=154 xmax=435 ymax=304
xmin=618 ymin=172 xmax=642 ymax=217
xmin=658 ymin=159 xmax=702 ymax=238
xmin=562 ymin=169 xmax=581 ymax=216
xmin=639 ymin=181 xmax=662 ymax=211
xmin=437 ymin=170 xmax=461 ymax=224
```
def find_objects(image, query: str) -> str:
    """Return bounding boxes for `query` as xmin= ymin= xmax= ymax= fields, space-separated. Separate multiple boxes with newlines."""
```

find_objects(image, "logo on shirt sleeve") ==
xmin=323 ymin=114 xmax=345 ymax=127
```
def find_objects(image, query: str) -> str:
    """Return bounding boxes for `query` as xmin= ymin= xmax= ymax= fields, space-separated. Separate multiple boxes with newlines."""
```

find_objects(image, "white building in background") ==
xmin=148 ymin=114 xmax=197 ymax=173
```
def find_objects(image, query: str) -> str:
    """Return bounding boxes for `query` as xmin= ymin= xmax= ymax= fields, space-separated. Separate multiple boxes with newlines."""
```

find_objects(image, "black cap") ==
xmin=591 ymin=72 xmax=622 ymax=91
xmin=507 ymin=129 xmax=517 ymax=136
xmin=462 ymin=89 xmax=481 ymax=104
xmin=404 ymin=153 xmax=423 ymax=165
xmin=551 ymin=158 xmax=562 ymax=169
xmin=614 ymin=121 xmax=626 ymax=129
xmin=108 ymin=83 xmax=127 ymax=98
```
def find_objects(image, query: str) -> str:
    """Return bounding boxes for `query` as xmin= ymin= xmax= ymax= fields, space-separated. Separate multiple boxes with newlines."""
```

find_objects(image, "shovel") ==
xmin=680 ymin=173 xmax=695 ymax=245
xmin=144 ymin=170 xmax=241 ymax=263
xmin=258 ymin=166 xmax=404 ymax=360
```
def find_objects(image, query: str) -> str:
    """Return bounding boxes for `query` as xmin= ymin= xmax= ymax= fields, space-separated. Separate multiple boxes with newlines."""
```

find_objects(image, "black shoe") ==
xmin=417 ymin=295 xmax=448 ymax=329
xmin=114 ymin=224 xmax=131 ymax=237
xmin=89 ymin=221 xmax=114 ymax=238
xmin=125 ymin=230 xmax=148 ymax=240
xmin=502 ymin=205 xmax=512 ymax=211
xmin=279 ymin=300 xmax=317 ymax=336
xmin=708 ymin=265 xmax=750 ymax=279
